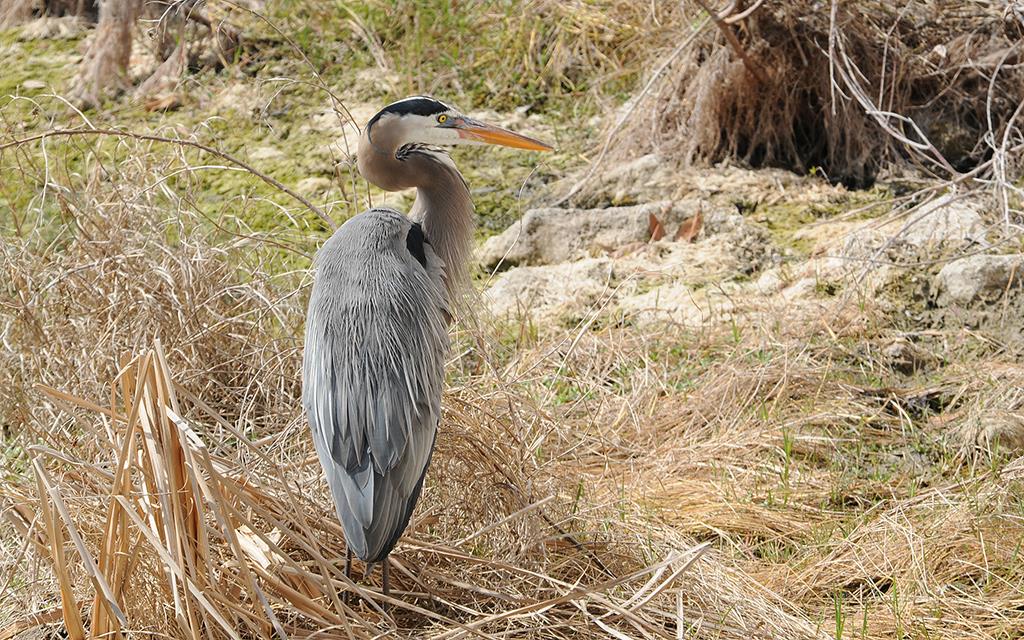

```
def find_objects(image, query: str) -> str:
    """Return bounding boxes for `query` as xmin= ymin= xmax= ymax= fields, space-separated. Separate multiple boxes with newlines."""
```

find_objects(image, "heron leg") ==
xmin=342 ymin=549 xmax=353 ymax=604
xmin=382 ymin=560 xmax=390 ymax=597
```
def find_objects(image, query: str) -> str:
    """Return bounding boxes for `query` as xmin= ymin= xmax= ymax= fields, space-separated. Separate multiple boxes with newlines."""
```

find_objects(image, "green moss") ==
xmin=0 ymin=31 xmax=88 ymax=235
xmin=749 ymin=187 xmax=892 ymax=256
xmin=0 ymin=29 xmax=82 ymax=103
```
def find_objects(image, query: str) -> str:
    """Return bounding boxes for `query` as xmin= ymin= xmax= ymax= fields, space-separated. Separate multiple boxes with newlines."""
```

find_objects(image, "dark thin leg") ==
xmin=342 ymin=549 xmax=353 ymax=604
xmin=382 ymin=559 xmax=390 ymax=597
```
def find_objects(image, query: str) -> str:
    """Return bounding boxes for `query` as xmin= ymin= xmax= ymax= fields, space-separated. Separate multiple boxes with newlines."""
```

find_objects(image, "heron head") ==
xmin=364 ymin=96 xmax=553 ymax=153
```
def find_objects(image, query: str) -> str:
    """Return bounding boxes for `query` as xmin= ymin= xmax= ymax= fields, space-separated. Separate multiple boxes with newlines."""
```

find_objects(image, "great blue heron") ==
xmin=302 ymin=96 xmax=551 ymax=596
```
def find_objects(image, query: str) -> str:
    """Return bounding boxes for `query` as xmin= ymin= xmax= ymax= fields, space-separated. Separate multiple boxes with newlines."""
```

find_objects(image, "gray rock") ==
xmin=896 ymin=194 xmax=986 ymax=248
xmin=935 ymin=254 xmax=1024 ymax=306
xmin=478 ymin=200 xmax=725 ymax=270
xmin=585 ymin=154 xmax=686 ymax=206
xmin=800 ymin=193 xmax=990 ymax=295
xmin=484 ymin=258 xmax=612 ymax=321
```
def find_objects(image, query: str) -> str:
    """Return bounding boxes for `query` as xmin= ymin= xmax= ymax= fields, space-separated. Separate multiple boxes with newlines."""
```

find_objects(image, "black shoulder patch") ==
xmin=405 ymin=222 xmax=429 ymax=268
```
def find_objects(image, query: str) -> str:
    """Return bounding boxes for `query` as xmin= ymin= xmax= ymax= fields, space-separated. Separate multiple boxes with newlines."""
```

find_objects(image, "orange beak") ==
xmin=455 ymin=118 xmax=553 ymax=151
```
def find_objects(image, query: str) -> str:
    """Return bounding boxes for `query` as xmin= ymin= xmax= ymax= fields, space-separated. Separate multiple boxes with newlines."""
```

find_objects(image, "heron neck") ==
xmin=408 ymin=158 xmax=474 ymax=297
xmin=358 ymin=127 xmax=474 ymax=298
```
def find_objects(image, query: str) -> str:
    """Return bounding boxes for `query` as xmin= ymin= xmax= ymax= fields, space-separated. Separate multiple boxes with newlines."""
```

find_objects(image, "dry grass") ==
xmin=0 ymin=132 xmax=827 ymax=638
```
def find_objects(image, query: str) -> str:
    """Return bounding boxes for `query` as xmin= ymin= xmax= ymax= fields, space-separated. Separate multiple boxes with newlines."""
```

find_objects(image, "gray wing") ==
xmin=302 ymin=209 xmax=449 ymax=562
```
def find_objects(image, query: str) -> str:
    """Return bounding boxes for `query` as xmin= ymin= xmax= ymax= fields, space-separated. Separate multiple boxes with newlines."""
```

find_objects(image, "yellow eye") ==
xmin=437 ymin=114 xmax=448 ymax=124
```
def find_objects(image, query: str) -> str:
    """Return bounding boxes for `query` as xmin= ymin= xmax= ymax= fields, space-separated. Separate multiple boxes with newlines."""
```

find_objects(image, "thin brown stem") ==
xmin=693 ymin=0 xmax=768 ymax=84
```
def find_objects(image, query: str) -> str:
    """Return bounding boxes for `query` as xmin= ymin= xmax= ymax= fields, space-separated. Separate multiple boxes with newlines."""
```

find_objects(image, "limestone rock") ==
xmin=478 ymin=200 xmax=737 ymax=270
xmin=584 ymin=154 xmax=687 ymax=206
xmin=935 ymin=254 xmax=1024 ymax=306
xmin=573 ymin=154 xmax=819 ymax=207
xmin=876 ymin=194 xmax=986 ymax=249
xmin=484 ymin=258 xmax=612 ymax=322
xmin=795 ymin=193 xmax=990 ymax=296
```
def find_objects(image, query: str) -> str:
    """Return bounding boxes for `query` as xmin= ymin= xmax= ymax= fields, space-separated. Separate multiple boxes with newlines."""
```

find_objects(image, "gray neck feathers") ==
xmin=408 ymin=157 xmax=473 ymax=297
xmin=358 ymin=122 xmax=474 ymax=300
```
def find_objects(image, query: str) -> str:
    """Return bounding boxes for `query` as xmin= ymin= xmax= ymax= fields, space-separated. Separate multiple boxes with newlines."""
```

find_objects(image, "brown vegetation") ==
xmin=608 ymin=1 xmax=1024 ymax=188
xmin=3 ymin=140 xmax=1024 ymax=637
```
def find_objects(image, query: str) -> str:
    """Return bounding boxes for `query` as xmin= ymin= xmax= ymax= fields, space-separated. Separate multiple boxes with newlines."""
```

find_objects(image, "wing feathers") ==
xmin=303 ymin=209 xmax=448 ymax=563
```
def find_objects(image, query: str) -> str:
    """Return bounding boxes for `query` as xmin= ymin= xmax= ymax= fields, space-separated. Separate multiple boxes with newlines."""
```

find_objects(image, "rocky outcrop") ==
xmin=935 ymin=254 xmax=1024 ymax=306
xmin=478 ymin=201 xmax=708 ymax=270
xmin=788 ymin=193 xmax=993 ymax=297
xmin=478 ymin=198 xmax=782 ymax=328
xmin=478 ymin=169 xmax=1013 ymax=340
xmin=875 ymin=194 xmax=986 ymax=249
xmin=484 ymin=258 xmax=613 ymax=322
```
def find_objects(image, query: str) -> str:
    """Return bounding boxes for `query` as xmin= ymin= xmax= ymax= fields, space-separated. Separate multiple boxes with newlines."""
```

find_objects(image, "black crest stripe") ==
xmin=367 ymin=96 xmax=450 ymax=132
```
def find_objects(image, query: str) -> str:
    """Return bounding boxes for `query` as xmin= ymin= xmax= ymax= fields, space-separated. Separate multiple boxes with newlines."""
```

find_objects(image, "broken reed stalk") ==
xmin=27 ymin=344 xmax=303 ymax=639
xmin=32 ymin=462 xmax=86 ymax=640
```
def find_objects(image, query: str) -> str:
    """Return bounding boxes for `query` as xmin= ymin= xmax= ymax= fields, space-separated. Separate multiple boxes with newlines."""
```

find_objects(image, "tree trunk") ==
xmin=69 ymin=0 xmax=142 ymax=107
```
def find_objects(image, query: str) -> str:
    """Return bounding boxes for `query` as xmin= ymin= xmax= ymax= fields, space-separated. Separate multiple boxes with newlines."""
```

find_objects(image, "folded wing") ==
xmin=303 ymin=209 xmax=449 ymax=562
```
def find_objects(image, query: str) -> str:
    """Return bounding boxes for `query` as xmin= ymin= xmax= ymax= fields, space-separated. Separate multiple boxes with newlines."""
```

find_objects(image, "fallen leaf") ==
xmin=648 ymin=212 xmax=666 ymax=241
xmin=675 ymin=207 xmax=704 ymax=242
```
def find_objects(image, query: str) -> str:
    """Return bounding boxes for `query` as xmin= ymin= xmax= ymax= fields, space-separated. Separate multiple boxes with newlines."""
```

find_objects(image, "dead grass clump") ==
xmin=614 ymin=1 xmax=1023 ymax=188
xmin=0 ymin=168 xmax=306 ymax=448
